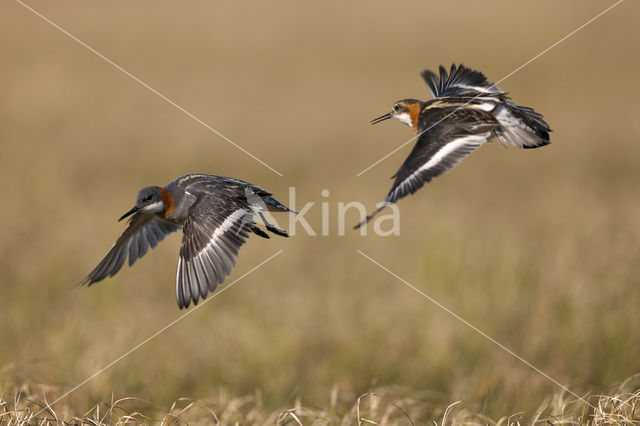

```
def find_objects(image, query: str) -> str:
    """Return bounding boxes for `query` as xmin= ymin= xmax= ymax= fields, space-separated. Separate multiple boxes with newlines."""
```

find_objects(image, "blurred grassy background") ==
xmin=1 ymin=0 xmax=639 ymax=420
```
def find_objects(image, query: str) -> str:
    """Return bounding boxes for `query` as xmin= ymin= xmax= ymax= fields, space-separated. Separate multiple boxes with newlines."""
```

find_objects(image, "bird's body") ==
xmin=357 ymin=64 xmax=551 ymax=227
xmin=82 ymin=174 xmax=294 ymax=309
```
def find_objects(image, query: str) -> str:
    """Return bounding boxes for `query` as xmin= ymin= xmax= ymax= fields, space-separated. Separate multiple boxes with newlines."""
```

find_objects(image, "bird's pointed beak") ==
xmin=118 ymin=206 xmax=139 ymax=222
xmin=370 ymin=112 xmax=393 ymax=125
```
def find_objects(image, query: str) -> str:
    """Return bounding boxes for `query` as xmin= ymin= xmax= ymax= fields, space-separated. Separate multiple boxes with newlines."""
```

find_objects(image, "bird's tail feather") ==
xmin=251 ymin=225 xmax=270 ymax=239
xmin=265 ymin=224 xmax=289 ymax=237
xmin=263 ymin=196 xmax=298 ymax=213
xmin=494 ymin=102 xmax=551 ymax=149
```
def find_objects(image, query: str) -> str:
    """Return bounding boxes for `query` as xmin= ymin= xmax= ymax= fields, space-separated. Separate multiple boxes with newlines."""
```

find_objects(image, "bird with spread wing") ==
xmin=356 ymin=64 xmax=551 ymax=228
xmin=81 ymin=174 xmax=294 ymax=309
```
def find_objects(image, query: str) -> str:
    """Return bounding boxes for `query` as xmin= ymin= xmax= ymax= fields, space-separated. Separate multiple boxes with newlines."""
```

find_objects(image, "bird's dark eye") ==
xmin=393 ymin=104 xmax=400 ymax=111
xmin=143 ymin=195 xmax=152 ymax=202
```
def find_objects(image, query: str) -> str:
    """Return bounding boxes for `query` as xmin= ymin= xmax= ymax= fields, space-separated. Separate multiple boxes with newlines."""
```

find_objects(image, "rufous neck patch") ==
xmin=158 ymin=188 xmax=175 ymax=218
xmin=408 ymin=103 xmax=420 ymax=133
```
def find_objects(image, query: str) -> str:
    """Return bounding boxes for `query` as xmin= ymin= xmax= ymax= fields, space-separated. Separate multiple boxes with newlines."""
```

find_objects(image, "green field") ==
xmin=2 ymin=1 xmax=640 ymax=424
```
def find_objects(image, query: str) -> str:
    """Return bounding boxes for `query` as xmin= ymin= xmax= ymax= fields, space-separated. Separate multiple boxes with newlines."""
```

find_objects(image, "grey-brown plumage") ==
xmin=81 ymin=174 xmax=294 ymax=309
xmin=357 ymin=64 xmax=551 ymax=228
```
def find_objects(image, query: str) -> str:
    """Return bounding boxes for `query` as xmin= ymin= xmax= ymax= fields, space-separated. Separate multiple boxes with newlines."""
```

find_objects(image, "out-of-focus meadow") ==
xmin=2 ymin=0 xmax=640 ymax=422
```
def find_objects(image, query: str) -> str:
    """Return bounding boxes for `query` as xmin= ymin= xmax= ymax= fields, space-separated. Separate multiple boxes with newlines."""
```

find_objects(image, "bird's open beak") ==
xmin=370 ymin=112 xmax=393 ymax=125
xmin=118 ymin=206 xmax=139 ymax=222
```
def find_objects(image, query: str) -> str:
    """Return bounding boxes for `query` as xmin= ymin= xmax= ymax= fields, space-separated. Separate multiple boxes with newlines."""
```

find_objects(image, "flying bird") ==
xmin=356 ymin=64 xmax=550 ymax=228
xmin=81 ymin=174 xmax=294 ymax=309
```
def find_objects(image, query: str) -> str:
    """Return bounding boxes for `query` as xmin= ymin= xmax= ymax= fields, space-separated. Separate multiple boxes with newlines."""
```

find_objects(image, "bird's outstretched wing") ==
xmin=385 ymin=128 xmax=490 ymax=204
xmin=81 ymin=214 xmax=181 ymax=285
xmin=355 ymin=115 xmax=495 ymax=229
xmin=421 ymin=64 xmax=503 ymax=99
xmin=176 ymin=194 xmax=253 ymax=309
xmin=356 ymin=64 xmax=551 ymax=229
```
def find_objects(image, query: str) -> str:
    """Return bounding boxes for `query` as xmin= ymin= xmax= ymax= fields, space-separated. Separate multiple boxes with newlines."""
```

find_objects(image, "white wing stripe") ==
xmin=193 ymin=209 xmax=247 ymax=259
xmin=176 ymin=257 xmax=182 ymax=301
xmin=417 ymin=134 xmax=489 ymax=174
xmin=389 ymin=133 xmax=490 ymax=200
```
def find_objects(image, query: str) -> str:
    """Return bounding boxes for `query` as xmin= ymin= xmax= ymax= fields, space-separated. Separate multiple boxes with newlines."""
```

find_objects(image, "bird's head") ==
xmin=119 ymin=186 xmax=168 ymax=221
xmin=371 ymin=99 xmax=422 ymax=133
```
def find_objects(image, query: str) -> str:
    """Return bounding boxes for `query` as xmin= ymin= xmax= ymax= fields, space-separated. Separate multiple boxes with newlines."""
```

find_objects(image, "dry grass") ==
xmin=3 ymin=376 xmax=640 ymax=424
xmin=2 ymin=1 xmax=640 ymax=424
